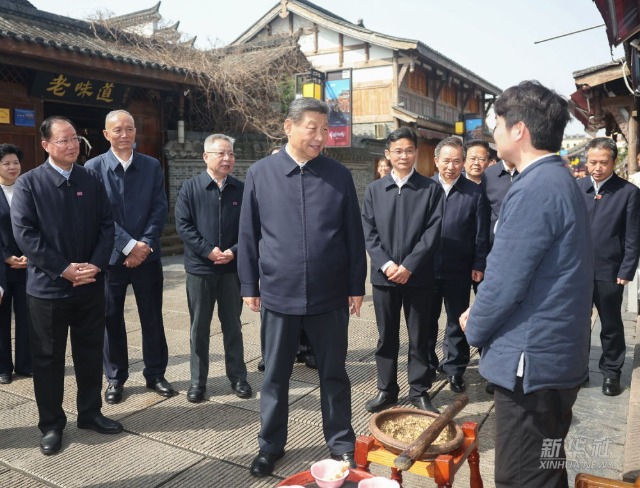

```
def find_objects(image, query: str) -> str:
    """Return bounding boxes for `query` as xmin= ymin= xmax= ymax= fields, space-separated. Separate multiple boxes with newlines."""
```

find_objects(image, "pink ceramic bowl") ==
xmin=310 ymin=459 xmax=350 ymax=488
xmin=358 ymin=478 xmax=400 ymax=488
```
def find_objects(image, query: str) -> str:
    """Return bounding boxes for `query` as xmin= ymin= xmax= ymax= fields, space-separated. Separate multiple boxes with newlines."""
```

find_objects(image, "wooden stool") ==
xmin=354 ymin=421 xmax=483 ymax=488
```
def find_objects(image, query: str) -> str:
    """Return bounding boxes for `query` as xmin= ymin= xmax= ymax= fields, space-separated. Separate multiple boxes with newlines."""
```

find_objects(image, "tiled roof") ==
xmin=0 ymin=0 xmax=189 ymax=76
xmin=233 ymin=0 xmax=501 ymax=95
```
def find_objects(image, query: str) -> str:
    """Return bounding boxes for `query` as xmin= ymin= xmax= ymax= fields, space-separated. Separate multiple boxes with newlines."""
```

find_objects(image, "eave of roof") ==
xmin=232 ymin=0 xmax=501 ymax=96
xmin=0 ymin=0 xmax=191 ymax=80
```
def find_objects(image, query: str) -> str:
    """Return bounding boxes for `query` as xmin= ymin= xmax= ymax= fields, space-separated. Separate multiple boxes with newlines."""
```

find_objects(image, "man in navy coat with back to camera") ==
xmin=85 ymin=110 xmax=175 ymax=405
xmin=361 ymin=127 xmax=443 ymax=415
xmin=238 ymin=98 xmax=367 ymax=477
xmin=460 ymin=81 xmax=593 ymax=487
xmin=12 ymin=116 xmax=121 ymax=456
xmin=577 ymin=137 xmax=640 ymax=397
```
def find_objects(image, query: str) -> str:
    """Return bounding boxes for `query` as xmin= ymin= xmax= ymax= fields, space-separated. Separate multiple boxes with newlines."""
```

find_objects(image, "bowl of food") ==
xmin=358 ymin=477 xmax=400 ymax=487
xmin=369 ymin=408 xmax=464 ymax=460
xmin=310 ymin=459 xmax=350 ymax=488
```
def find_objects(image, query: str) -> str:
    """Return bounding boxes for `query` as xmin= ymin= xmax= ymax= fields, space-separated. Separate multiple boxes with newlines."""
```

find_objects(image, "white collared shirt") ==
xmin=438 ymin=173 xmax=460 ymax=196
xmin=284 ymin=143 xmax=308 ymax=168
xmin=391 ymin=168 xmax=415 ymax=189
xmin=111 ymin=149 xmax=133 ymax=171
xmin=591 ymin=174 xmax=613 ymax=194
xmin=1 ymin=184 xmax=15 ymax=206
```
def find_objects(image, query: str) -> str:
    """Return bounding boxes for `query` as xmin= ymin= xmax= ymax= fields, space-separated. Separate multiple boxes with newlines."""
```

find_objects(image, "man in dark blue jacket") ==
xmin=429 ymin=137 xmax=489 ymax=394
xmin=461 ymin=81 xmax=593 ymax=487
xmin=483 ymin=158 xmax=518 ymax=244
xmin=362 ymin=127 xmax=443 ymax=414
xmin=577 ymin=137 xmax=640 ymax=396
xmin=238 ymin=98 xmax=366 ymax=477
xmin=12 ymin=116 xmax=121 ymax=456
xmin=85 ymin=110 xmax=174 ymax=405
xmin=175 ymin=134 xmax=250 ymax=403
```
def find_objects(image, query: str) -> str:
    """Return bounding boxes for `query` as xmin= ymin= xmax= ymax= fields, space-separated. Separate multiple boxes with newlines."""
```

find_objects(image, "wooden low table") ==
xmin=277 ymin=468 xmax=375 ymax=487
xmin=354 ymin=421 xmax=483 ymax=488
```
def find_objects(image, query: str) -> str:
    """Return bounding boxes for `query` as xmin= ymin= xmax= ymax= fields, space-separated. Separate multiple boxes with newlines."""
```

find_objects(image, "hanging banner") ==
xmin=324 ymin=70 xmax=351 ymax=147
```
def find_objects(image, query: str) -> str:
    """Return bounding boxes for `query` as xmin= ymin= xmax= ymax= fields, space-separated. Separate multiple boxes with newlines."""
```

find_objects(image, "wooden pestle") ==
xmin=393 ymin=394 xmax=469 ymax=471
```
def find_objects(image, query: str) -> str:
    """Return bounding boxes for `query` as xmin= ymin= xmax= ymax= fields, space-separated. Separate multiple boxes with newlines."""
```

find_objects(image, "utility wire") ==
xmin=534 ymin=24 xmax=605 ymax=44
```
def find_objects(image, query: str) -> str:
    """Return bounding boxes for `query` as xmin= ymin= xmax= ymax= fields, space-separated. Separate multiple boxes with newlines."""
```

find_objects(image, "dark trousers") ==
xmin=494 ymin=377 xmax=579 ymax=488
xmin=186 ymin=272 xmax=247 ymax=386
xmin=28 ymin=291 xmax=105 ymax=433
xmin=0 ymin=272 xmax=31 ymax=375
xmin=259 ymin=307 xmax=354 ymax=456
xmin=593 ymin=280 xmax=625 ymax=378
xmin=372 ymin=285 xmax=433 ymax=398
xmin=428 ymin=278 xmax=471 ymax=376
xmin=103 ymin=259 xmax=168 ymax=383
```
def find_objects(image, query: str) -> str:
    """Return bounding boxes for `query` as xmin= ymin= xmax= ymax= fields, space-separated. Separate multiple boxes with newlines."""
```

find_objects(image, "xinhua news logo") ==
xmin=539 ymin=437 xmax=618 ymax=470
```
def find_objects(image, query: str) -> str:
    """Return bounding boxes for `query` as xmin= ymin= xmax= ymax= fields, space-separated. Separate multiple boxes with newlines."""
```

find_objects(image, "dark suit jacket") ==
xmin=362 ymin=171 xmax=443 ymax=287
xmin=577 ymin=173 xmax=640 ymax=281
xmin=11 ymin=162 xmax=114 ymax=298
xmin=431 ymin=174 xmax=490 ymax=280
xmin=0 ymin=189 xmax=21 ymax=285
xmin=85 ymin=150 xmax=167 ymax=266
xmin=238 ymin=150 xmax=366 ymax=315
xmin=175 ymin=172 xmax=243 ymax=275
xmin=483 ymin=162 xmax=518 ymax=243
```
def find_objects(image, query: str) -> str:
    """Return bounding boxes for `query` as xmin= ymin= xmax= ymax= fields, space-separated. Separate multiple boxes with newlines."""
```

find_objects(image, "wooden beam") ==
xmin=601 ymin=95 xmax=635 ymax=109
xmin=364 ymin=42 xmax=370 ymax=63
xmin=338 ymin=33 xmax=344 ymax=66
xmin=0 ymin=41 xmax=194 ymax=90
xmin=398 ymin=64 xmax=409 ymax=89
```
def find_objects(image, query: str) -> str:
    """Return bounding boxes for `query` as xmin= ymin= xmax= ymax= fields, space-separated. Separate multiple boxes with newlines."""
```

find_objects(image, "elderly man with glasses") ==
xmin=175 ymin=134 xmax=251 ymax=403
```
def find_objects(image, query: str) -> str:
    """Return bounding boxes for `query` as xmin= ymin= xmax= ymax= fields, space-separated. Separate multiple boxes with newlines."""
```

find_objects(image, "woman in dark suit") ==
xmin=0 ymin=144 xmax=30 ymax=384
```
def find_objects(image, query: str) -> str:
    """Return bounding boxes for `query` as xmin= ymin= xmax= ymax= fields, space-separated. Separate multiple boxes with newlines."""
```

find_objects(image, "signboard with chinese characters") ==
xmin=324 ymin=70 xmax=352 ymax=148
xmin=31 ymin=72 xmax=131 ymax=107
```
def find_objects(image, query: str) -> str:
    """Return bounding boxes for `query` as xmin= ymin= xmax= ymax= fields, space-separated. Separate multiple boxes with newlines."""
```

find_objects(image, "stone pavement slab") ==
xmin=0 ymin=254 xmax=636 ymax=487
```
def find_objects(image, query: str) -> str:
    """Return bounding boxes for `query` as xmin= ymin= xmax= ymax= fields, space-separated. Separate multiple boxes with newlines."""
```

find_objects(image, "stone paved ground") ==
xmin=0 ymin=254 xmax=636 ymax=487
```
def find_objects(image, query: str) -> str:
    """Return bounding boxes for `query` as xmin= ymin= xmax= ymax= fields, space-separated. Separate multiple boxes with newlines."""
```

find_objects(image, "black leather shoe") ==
xmin=40 ymin=429 xmax=62 ymax=455
xmin=104 ymin=382 xmax=123 ymax=404
xmin=603 ymin=377 xmax=622 ymax=396
xmin=485 ymin=382 xmax=495 ymax=395
xmin=305 ymin=353 xmax=317 ymax=369
xmin=257 ymin=359 xmax=265 ymax=372
xmin=231 ymin=380 xmax=252 ymax=399
xmin=146 ymin=377 xmax=176 ymax=397
xmin=448 ymin=375 xmax=466 ymax=393
xmin=410 ymin=395 xmax=440 ymax=414
xmin=365 ymin=391 xmax=398 ymax=413
xmin=331 ymin=451 xmax=356 ymax=469
xmin=187 ymin=385 xmax=205 ymax=403
xmin=77 ymin=414 xmax=123 ymax=434
xmin=0 ymin=373 xmax=11 ymax=384
xmin=250 ymin=449 xmax=284 ymax=477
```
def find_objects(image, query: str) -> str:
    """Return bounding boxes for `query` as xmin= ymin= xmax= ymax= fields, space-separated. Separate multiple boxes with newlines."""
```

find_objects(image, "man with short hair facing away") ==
xmin=238 ymin=98 xmax=366 ymax=477
xmin=175 ymin=134 xmax=251 ymax=403
xmin=427 ymin=137 xmax=489 ymax=394
xmin=460 ymin=81 xmax=593 ymax=487
xmin=463 ymin=139 xmax=490 ymax=185
xmin=12 ymin=116 xmax=121 ymax=456
xmin=362 ymin=127 xmax=443 ymax=414
xmin=85 ymin=110 xmax=175 ymax=405
xmin=577 ymin=137 xmax=640 ymax=397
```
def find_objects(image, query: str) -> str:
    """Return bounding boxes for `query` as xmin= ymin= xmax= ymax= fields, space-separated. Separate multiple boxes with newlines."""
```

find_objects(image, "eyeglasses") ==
xmin=206 ymin=151 xmax=235 ymax=158
xmin=49 ymin=137 xmax=81 ymax=146
xmin=467 ymin=157 xmax=488 ymax=163
xmin=389 ymin=149 xmax=416 ymax=157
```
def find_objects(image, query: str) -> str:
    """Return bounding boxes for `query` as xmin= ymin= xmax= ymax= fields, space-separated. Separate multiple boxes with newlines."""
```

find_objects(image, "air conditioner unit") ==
xmin=374 ymin=123 xmax=387 ymax=140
